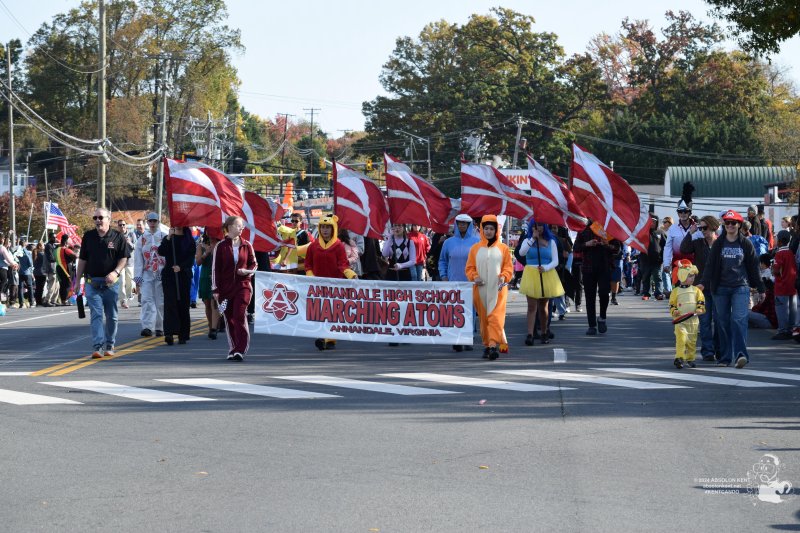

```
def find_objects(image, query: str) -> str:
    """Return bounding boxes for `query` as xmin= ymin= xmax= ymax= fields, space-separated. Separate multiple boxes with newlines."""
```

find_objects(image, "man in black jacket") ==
xmin=640 ymin=216 xmax=666 ymax=300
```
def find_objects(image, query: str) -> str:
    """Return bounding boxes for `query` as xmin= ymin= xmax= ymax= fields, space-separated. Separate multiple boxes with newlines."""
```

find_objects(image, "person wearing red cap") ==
xmin=697 ymin=210 xmax=766 ymax=368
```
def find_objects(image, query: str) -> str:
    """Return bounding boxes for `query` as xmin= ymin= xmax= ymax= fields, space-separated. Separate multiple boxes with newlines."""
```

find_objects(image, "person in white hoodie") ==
xmin=134 ymin=212 xmax=166 ymax=337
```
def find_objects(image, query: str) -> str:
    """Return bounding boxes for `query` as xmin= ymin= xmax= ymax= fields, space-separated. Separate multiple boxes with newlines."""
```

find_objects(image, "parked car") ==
xmin=312 ymin=188 xmax=326 ymax=199
xmin=295 ymin=189 xmax=309 ymax=201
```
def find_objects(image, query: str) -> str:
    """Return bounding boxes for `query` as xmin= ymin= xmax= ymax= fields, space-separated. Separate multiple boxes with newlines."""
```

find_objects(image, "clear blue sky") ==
xmin=2 ymin=0 xmax=798 ymax=136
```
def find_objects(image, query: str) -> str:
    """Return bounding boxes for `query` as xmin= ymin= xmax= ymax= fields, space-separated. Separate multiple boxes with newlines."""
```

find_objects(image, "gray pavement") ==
xmin=0 ymin=289 xmax=798 ymax=532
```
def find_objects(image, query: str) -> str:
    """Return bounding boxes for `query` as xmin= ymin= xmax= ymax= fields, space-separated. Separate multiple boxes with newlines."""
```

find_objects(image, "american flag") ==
xmin=47 ymin=202 xmax=82 ymax=244
xmin=46 ymin=202 xmax=70 ymax=227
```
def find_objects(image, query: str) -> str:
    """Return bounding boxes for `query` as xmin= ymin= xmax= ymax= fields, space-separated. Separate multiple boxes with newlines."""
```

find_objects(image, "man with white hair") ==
xmin=134 ymin=212 xmax=166 ymax=337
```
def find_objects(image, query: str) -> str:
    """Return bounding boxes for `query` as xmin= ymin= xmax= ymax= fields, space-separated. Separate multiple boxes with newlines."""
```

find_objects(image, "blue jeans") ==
xmin=85 ymin=278 xmax=120 ymax=351
xmin=661 ymin=269 xmax=672 ymax=293
xmin=775 ymin=295 xmax=797 ymax=334
xmin=698 ymin=289 xmax=719 ymax=358
xmin=713 ymin=285 xmax=750 ymax=364
xmin=410 ymin=264 xmax=423 ymax=282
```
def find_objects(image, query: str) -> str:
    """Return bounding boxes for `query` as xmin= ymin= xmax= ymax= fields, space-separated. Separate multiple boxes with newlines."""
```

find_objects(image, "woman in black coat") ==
xmin=158 ymin=226 xmax=196 ymax=345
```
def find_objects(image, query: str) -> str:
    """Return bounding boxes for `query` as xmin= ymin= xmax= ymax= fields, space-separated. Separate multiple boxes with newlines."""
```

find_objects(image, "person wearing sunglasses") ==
xmin=680 ymin=215 xmax=721 ymax=361
xmin=663 ymin=183 xmax=696 ymax=290
xmin=74 ymin=208 xmax=131 ymax=359
xmin=697 ymin=210 xmax=766 ymax=368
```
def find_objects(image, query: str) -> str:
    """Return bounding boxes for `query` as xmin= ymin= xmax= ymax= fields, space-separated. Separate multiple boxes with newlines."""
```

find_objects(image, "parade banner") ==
xmin=254 ymin=272 xmax=474 ymax=345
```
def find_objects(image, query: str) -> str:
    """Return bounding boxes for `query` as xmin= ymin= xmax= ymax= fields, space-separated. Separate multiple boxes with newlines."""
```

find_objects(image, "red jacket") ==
xmin=212 ymin=237 xmax=257 ymax=300
xmin=408 ymin=231 xmax=430 ymax=266
xmin=772 ymin=247 xmax=797 ymax=297
xmin=305 ymin=239 xmax=352 ymax=279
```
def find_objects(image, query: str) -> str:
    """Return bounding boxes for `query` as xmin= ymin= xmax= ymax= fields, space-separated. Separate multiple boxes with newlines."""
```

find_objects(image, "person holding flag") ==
xmin=134 ymin=212 xmax=166 ymax=337
xmin=573 ymin=221 xmax=621 ymax=335
xmin=518 ymin=219 xmax=564 ymax=346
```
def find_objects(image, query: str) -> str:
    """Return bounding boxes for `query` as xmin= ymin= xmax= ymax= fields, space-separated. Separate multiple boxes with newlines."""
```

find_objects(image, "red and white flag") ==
xmin=460 ymin=162 xmax=533 ymax=220
xmin=241 ymin=191 xmax=283 ymax=252
xmin=333 ymin=161 xmax=389 ymax=239
xmin=384 ymin=153 xmax=458 ymax=233
xmin=526 ymin=154 xmax=587 ymax=231
xmin=569 ymin=144 xmax=650 ymax=252
xmin=165 ymin=158 xmax=245 ymax=228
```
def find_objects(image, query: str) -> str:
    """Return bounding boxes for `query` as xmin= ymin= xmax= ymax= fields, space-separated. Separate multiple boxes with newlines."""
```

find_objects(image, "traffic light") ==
xmin=300 ymin=170 xmax=306 ymax=181
xmin=365 ymin=158 xmax=373 ymax=171
xmin=326 ymin=171 xmax=332 ymax=181
xmin=319 ymin=158 xmax=326 ymax=169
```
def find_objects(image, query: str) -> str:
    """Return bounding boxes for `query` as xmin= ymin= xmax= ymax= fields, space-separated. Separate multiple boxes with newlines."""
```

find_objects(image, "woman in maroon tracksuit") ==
xmin=212 ymin=216 xmax=257 ymax=361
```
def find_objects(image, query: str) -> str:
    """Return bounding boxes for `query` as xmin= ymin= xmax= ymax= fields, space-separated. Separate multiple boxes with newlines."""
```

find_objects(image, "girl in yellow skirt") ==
xmin=519 ymin=219 xmax=564 ymax=345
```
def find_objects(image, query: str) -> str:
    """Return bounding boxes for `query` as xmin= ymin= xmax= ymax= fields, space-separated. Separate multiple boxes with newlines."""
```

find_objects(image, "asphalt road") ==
xmin=0 ymin=289 xmax=798 ymax=532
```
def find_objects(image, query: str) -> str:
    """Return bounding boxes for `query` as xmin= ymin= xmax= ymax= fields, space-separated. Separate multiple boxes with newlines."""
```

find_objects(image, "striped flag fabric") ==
xmin=45 ymin=202 xmax=70 ymax=228
xmin=384 ymin=153 xmax=458 ymax=233
xmin=333 ymin=161 xmax=389 ymax=239
xmin=164 ymin=158 xmax=245 ymax=228
xmin=460 ymin=162 xmax=533 ymax=220
xmin=241 ymin=190 xmax=283 ymax=252
xmin=569 ymin=143 xmax=650 ymax=253
xmin=526 ymin=154 xmax=587 ymax=231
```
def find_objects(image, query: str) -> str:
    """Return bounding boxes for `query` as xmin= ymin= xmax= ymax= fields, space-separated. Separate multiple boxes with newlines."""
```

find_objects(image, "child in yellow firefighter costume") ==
xmin=465 ymin=215 xmax=513 ymax=360
xmin=669 ymin=261 xmax=706 ymax=369
xmin=304 ymin=214 xmax=357 ymax=351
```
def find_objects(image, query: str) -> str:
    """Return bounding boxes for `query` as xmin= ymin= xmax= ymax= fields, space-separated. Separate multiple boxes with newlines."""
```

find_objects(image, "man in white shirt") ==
xmin=134 ymin=212 xmax=166 ymax=336
xmin=663 ymin=185 xmax=696 ymax=285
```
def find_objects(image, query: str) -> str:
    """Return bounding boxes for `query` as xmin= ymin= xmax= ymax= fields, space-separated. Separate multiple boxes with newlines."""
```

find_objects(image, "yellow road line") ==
xmin=33 ymin=320 xmax=208 ymax=377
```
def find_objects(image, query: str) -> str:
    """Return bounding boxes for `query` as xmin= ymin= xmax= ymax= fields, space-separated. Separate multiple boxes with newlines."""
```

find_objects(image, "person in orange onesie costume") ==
xmin=465 ymin=215 xmax=513 ymax=360
xmin=304 ymin=214 xmax=358 ymax=351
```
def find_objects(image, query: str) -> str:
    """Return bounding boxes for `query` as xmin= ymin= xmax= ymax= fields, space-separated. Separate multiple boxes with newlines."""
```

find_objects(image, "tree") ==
xmin=362 ymin=8 xmax=606 ymax=189
xmin=705 ymin=0 xmax=800 ymax=55
xmin=584 ymin=12 xmax=782 ymax=184
xmin=15 ymin=0 xmax=243 ymax=207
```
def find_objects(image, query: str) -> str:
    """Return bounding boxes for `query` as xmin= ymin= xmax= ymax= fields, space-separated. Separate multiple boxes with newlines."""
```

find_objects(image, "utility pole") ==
xmin=511 ymin=115 xmax=525 ymax=169
xmin=6 ymin=43 xmax=16 ymax=234
xmin=277 ymin=113 xmax=293 ymax=196
xmin=304 ymin=108 xmax=319 ymax=187
xmin=155 ymin=65 xmax=169 ymax=216
xmin=396 ymin=129 xmax=431 ymax=179
xmin=97 ymin=0 xmax=107 ymax=209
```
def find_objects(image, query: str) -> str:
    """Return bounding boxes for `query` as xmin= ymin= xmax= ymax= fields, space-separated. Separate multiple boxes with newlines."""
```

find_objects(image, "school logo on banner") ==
xmin=261 ymin=283 xmax=299 ymax=321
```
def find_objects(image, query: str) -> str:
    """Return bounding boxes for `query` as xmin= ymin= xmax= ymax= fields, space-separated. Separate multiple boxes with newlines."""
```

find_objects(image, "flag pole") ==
xmin=332 ymin=158 xmax=337 ymax=215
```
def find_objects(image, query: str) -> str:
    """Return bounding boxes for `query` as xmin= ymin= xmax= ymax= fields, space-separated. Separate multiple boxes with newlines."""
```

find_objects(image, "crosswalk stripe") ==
xmin=273 ymin=375 xmax=458 ymax=395
xmin=593 ymin=368 xmax=793 ymax=388
xmin=156 ymin=378 xmax=340 ymax=399
xmin=0 ymin=388 xmax=82 ymax=405
xmin=700 ymin=368 xmax=800 ymax=382
xmin=381 ymin=373 xmax=573 ymax=392
xmin=490 ymin=369 xmax=688 ymax=389
xmin=41 ymin=380 xmax=214 ymax=402
xmin=0 ymin=372 xmax=32 ymax=376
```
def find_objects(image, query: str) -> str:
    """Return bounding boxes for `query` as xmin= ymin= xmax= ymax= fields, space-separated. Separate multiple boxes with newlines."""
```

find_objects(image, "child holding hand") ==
xmin=669 ymin=261 xmax=706 ymax=369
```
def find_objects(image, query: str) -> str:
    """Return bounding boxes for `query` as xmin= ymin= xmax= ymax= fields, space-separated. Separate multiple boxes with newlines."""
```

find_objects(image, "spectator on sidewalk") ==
xmin=771 ymin=231 xmax=797 ymax=340
xmin=698 ymin=210 xmax=765 ymax=369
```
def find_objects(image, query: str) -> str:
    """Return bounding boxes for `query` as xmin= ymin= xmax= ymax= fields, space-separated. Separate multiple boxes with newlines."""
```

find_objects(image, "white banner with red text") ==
xmin=254 ymin=272 xmax=474 ymax=345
